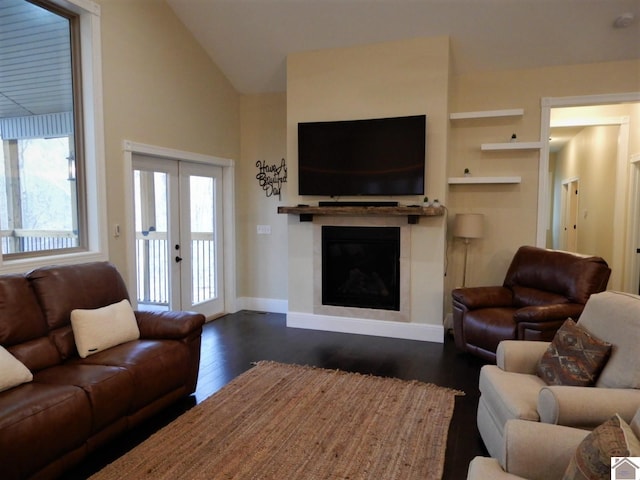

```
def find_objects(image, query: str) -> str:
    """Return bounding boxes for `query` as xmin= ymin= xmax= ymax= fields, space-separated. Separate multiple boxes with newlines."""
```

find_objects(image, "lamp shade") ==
xmin=453 ymin=213 xmax=484 ymax=239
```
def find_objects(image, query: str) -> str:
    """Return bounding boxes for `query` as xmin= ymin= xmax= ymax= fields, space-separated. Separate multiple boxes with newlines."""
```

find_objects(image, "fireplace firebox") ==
xmin=322 ymin=226 xmax=400 ymax=311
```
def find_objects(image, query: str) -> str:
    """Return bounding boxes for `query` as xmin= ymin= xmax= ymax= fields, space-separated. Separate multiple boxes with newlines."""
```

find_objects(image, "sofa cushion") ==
xmin=0 ymin=275 xmax=48 ymax=345
xmin=503 ymin=246 xmax=610 ymax=305
xmin=0 ymin=382 xmax=91 ymax=479
xmin=71 ymin=300 xmax=140 ymax=358
xmin=563 ymin=414 xmax=640 ymax=480
xmin=0 ymin=346 xmax=32 ymax=392
xmin=536 ymin=319 xmax=611 ymax=387
xmin=511 ymin=285 xmax=569 ymax=308
xmin=576 ymin=291 xmax=640 ymax=389
xmin=34 ymin=364 xmax=134 ymax=433
xmin=28 ymin=262 xmax=131 ymax=330
xmin=76 ymin=339 xmax=189 ymax=411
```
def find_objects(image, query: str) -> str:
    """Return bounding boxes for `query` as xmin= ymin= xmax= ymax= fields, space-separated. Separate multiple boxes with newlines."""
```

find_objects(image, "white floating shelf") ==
xmin=481 ymin=142 xmax=543 ymax=151
xmin=448 ymin=176 xmax=522 ymax=184
xmin=449 ymin=109 xmax=524 ymax=120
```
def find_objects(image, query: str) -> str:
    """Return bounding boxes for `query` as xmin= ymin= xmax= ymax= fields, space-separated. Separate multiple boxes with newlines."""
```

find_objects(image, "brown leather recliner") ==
xmin=451 ymin=245 xmax=611 ymax=362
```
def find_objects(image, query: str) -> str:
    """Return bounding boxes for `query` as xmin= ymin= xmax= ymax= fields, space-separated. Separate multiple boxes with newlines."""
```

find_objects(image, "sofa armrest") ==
xmin=135 ymin=310 xmax=205 ymax=340
xmin=497 ymin=340 xmax=550 ymax=373
xmin=467 ymin=457 xmax=525 ymax=480
xmin=452 ymin=286 xmax=513 ymax=310
xmin=538 ymin=386 xmax=640 ymax=428
xmin=514 ymin=303 xmax=584 ymax=324
xmin=502 ymin=420 xmax=589 ymax=480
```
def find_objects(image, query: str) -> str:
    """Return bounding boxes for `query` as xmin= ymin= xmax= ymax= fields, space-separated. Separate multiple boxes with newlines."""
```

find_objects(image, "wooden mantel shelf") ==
xmin=277 ymin=205 xmax=445 ymax=224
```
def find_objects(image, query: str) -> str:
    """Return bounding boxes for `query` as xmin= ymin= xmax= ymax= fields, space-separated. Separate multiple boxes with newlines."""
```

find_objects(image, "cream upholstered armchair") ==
xmin=467 ymin=408 xmax=640 ymax=480
xmin=476 ymin=290 xmax=640 ymax=464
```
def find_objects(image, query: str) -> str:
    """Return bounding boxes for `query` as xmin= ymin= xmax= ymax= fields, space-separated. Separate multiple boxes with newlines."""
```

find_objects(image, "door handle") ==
xmin=175 ymin=256 xmax=183 ymax=263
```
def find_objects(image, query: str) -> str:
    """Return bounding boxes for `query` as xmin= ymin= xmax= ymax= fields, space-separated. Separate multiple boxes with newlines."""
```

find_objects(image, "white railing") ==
xmin=0 ymin=229 xmax=214 ymax=309
xmin=0 ymin=229 xmax=78 ymax=254
xmin=135 ymin=231 xmax=215 ymax=307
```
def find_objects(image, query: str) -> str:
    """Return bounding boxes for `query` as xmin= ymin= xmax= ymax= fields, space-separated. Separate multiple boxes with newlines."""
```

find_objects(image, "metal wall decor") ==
xmin=256 ymin=158 xmax=287 ymax=200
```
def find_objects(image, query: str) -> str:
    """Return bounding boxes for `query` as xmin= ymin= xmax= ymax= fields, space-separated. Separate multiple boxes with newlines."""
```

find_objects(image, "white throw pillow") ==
xmin=71 ymin=299 xmax=140 ymax=358
xmin=0 ymin=345 xmax=33 ymax=392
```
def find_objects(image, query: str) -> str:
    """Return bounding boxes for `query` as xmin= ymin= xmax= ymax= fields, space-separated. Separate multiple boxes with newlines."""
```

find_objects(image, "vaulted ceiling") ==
xmin=1 ymin=0 xmax=638 ymax=124
xmin=166 ymin=0 xmax=640 ymax=94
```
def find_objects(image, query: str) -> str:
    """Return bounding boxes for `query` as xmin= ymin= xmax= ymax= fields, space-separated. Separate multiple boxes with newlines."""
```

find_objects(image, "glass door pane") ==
xmin=180 ymin=163 xmax=224 ymax=316
xmin=190 ymin=175 xmax=216 ymax=304
xmin=133 ymin=168 xmax=171 ymax=311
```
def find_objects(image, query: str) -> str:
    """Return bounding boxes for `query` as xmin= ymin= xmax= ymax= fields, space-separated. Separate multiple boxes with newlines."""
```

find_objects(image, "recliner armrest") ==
xmin=497 ymin=340 xmax=549 ymax=373
xmin=514 ymin=303 xmax=584 ymax=324
xmin=538 ymin=386 xmax=640 ymax=428
xmin=452 ymin=286 xmax=513 ymax=310
xmin=135 ymin=310 xmax=205 ymax=340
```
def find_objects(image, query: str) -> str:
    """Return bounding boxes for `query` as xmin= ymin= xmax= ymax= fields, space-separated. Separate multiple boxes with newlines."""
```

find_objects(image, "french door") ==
xmin=132 ymin=155 xmax=224 ymax=318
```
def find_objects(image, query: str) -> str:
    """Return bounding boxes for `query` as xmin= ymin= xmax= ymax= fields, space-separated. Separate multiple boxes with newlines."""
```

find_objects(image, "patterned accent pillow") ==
xmin=536 ymin=318 xmax=612 ymax=386
xmin=563 ymin=414 xmax=640 ymax=480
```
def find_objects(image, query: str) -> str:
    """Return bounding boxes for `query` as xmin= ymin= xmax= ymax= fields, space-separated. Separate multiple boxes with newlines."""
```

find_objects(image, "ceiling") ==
xmin=166 ymin=0 xmax=640 ymax=94
xmin=1 ymin=0 xmax=638 ymax=138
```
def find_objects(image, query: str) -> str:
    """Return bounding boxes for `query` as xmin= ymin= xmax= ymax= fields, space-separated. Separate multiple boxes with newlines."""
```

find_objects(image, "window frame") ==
xmin=0 ymin=0 xmax=107 ymax=273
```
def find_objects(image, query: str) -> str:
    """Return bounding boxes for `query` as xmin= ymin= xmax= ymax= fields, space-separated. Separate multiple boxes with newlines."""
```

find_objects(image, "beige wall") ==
xmin=447 ymin=60 xmax=640 ymax=299
xmin=95 ymin=0 xmax=640 ymax=316
xmin=98 ymin=0 xmax=240 ymax=281
xmin=286 ymin=37 xmax=450 ymax=328
xmin=238 ymin=93 xmax=289 ymax=303
xmin=552 ymin=125 xmax=618 ymax=260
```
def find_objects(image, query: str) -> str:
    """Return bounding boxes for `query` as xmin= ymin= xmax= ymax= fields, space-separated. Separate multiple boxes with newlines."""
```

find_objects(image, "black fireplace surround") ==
xmin=322 ymin=226 xmax=400 ymax=311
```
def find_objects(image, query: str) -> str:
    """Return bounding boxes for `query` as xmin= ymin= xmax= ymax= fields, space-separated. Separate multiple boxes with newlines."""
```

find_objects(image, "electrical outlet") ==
xmin=257 ymin=225 xmax=271 ymax=235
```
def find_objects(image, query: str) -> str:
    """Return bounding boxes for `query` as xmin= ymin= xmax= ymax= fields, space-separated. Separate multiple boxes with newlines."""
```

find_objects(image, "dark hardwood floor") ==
xmin=64 ymin=310 xmax=488 ymax=479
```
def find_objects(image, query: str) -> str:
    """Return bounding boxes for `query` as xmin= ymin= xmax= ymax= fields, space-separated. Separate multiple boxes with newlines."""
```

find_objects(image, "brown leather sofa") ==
xmin=451 ymin=245 xmax=611 ymax=362
xmin=0 ymin=262 xmax=205 ymax=479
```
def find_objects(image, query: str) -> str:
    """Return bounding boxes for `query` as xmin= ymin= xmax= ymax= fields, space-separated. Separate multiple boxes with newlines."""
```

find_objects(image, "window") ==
xmin=0 ymin=0 xmax=106 ymax=270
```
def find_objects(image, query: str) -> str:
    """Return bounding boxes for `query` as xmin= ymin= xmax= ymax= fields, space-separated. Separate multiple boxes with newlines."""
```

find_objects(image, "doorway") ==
xmin=133 ymin=155 xmax=224 ymax=317
xmin=123 ymin=141 xmax=236 ymax=321
xmin=560 ymin=178 xmax=579 ymax=252
xmin=539 ymin=93 xmax=640 ymax=293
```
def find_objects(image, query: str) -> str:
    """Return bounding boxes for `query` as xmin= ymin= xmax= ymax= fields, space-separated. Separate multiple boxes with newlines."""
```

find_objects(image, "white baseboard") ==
xmin=235 ymin=297 xmax=288 ymax=314
xmin=286 ymin=311 xmax=444 ymax=343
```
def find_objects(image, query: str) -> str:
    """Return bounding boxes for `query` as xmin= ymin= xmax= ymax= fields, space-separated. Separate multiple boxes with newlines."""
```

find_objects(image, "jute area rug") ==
xmin=91 ymin=361 xmax=463 ymax=480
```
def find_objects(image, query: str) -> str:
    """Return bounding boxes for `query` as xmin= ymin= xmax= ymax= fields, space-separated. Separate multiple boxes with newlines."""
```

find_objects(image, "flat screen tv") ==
xmin=298 ymin=114 xmax=426 ymax=196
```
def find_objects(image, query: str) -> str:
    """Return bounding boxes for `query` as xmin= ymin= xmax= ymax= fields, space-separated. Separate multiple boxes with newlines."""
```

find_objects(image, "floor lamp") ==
xmin=453 ymin=213 xmax=484 ymax=287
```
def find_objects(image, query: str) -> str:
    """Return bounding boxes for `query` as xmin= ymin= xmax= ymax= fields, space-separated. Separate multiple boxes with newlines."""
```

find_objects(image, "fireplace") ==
xmin=322 ymin=226 xmax=400 ymax=311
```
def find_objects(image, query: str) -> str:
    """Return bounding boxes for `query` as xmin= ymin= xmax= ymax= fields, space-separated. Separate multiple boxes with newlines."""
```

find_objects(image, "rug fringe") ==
xmin=252 ymin=360 xmax=465 ymax=396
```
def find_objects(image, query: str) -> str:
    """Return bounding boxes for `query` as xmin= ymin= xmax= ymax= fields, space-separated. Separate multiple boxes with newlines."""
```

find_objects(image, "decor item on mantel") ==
xmin=453 ymin=213 xmax=484 ymax=287
xmin=90 ymin=361 xmax=463 ymax=480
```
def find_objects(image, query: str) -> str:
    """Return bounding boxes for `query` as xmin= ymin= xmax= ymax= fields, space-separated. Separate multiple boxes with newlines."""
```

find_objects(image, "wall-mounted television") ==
xmin=297 ymin=114 xmax=426 ymax=196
